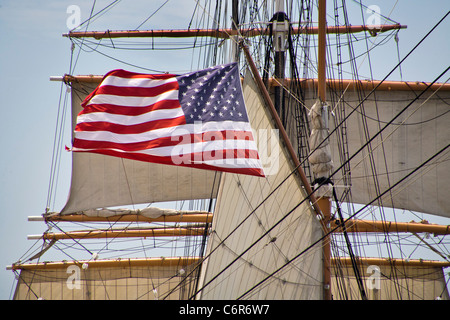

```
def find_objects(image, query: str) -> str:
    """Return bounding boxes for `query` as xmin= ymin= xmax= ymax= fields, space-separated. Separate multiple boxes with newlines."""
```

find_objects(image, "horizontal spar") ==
xmin=63 ymin=24 xmax=406 ymax=39
xmin=28 ymin=226 xmax=209 ymax=240
xmin=331 ymin=219 xmax=450 ymax=236
xmin=332 ymin=257 xmax=450 ymax=268
xmin=51 ymin=75 xmax=450 ymax=92
xmin=29 ymin=212 xmax=213 ymax=223
xmin=9 ymin=256 xmax=448 ymax=271
xmin=270 ymin=78 xmax=450 ymax=92
xmin=8 ymin=256 xmax=201 ymax=271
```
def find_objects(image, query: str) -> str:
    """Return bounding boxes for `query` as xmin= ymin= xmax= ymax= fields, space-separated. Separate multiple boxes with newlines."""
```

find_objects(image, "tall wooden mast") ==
xmin=316 ymin=0 xmax=333 ymax=301
xmin=231 ymin=0 xmax=240 ymax=63
xmin=317 ymin=0 xmax=327 ymax=104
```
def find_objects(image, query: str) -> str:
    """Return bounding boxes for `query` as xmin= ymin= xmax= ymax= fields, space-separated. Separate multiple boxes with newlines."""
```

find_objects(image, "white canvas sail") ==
xmin=61 ymin=81 xmax=220 ymax=215
xmin=297 ymin=86 xmax=450 ymax=218
xmin=331 ymin=259 xmax=450 ymax=300
xmin=9 ymin=0 xmax=450 ymax=303
xmin=197 ymin=71 xmax=323 ymax=300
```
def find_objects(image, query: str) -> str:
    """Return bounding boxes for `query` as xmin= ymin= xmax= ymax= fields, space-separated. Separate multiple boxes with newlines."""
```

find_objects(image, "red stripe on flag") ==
xmin=75 ymin=116 xmax=187 ymax=134
xmin=94 ymin=82 xmax=179 ymax=97
xmin=81 ymin=70 xmax=177 ymax=107
xmin=105 ymin=69 xmax=176 ymax=80
xmin=79 ymin=100 xmax=182 ymax=116
xmin=74 ymin=149 xmax=264 ymax=177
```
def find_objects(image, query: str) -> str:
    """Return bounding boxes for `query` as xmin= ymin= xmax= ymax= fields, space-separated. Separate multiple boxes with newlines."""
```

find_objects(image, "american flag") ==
xmin=72 ymin=62 xmax=265 ymax=177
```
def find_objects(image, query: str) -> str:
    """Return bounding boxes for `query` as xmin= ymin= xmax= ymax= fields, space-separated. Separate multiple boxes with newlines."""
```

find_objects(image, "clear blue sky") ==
xmin=0 ymin=0 xmax=448 ymax=300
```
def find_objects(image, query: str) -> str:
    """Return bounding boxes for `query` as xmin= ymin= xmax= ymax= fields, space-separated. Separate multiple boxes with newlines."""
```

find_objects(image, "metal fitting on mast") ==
xmin=272 ymin=11 xmax=289 ymax=53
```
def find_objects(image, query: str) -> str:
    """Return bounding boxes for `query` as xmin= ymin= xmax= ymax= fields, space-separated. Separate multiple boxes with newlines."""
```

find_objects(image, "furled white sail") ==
xmin=61 ymin=81 xmax=220 ymax=215
xmin=301 ymin=87 xmax=450 ymax=218
xmin=309 ymin=99 xmax=333 ymax=198
xmin=309 ymin=100 xmax=333 ymax=179
xmin=197 ymin=72 xmax=323 ymax=300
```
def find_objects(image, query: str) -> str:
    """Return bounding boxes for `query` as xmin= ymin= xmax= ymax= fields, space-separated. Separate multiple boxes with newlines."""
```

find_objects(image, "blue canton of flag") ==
xmin=176 ymin=63 xmax=248 ymax=123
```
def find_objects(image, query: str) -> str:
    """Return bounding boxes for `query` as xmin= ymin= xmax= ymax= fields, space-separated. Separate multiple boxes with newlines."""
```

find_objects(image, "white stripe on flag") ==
xmin=85 ymin=90 xmax=179 ymax=107
xmin=77 ymin=107 xmax=184 ymax=126
xmin=100 ymin=75 xmax=177 ymax=88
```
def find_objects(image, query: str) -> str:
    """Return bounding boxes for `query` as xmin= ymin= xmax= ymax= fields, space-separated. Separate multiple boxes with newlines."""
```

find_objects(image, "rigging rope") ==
xmin=331 ymin=180 xmax=367 ymax=299
xmin=188 ymin=64 xmax=449 ymax=299
xmin=237 ymin=144 xmax=449 ymax=299
xmin=25 ymin=0 xmax=449 ymax=300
